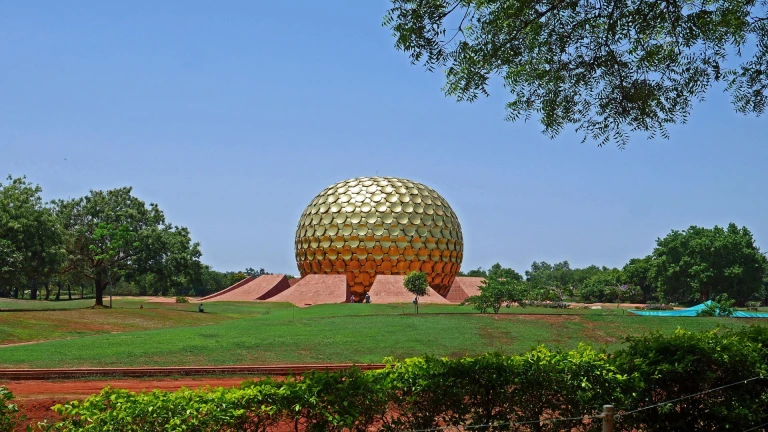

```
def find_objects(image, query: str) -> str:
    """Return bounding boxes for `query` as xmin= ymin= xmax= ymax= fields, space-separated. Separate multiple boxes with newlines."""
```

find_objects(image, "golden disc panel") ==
xmin=295 ymin=176 xmax=463 ymax=300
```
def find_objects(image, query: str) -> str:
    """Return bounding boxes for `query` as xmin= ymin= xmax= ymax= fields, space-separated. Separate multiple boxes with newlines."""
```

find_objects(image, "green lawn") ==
xmin=0 ymin=299 xmax=764 ymax=368
xmin=0 ymin=298 xmax=286 ymax=346
xmin=0 ymin=298 xmax=98 ymax=311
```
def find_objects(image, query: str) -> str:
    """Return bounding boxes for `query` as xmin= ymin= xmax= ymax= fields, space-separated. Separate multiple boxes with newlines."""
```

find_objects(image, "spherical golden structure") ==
xmin=295 ymin=176 xmax=463 ymax=300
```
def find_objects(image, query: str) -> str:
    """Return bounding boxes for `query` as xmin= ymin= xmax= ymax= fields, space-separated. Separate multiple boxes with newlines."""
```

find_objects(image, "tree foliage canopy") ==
xmin=0 ymin=176 xmax=64 ymax=296
xmin=385 ymin=0 xmax=768 ymax=147
xmin=622 ymin=256 xmax=654 ymax=301
xmin=404 ymin=271 xmax=429 ymax=297
xmin=54 ymin=187 xmax=201 ymax=306
xmin=650 ymin=222 xmax=767 ymax=303
xmin=464 ymin=265 xmax=528 ymax=313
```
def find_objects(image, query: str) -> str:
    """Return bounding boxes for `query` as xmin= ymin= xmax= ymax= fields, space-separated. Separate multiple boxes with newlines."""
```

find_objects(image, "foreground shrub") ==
xmin=613 ymin=328 xmax=768 ymax=431
xmin=279 ymin=368 xmax=389 ymax=432
xmin=44 ymin=327 xmax=768 ymax=431
xmin=50 ymin=383 xmax=283 ymax=431
xmin=0 ymin=387 xmax=22 ymax=432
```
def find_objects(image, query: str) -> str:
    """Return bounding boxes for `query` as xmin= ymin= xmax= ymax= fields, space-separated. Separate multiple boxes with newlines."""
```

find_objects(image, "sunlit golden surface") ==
xmin=295 ymin=176 xmax=463 ymax=301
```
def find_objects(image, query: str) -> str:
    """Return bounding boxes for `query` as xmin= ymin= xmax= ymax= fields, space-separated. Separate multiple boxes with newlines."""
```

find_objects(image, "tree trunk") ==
xmin=67 ymin=283 xmax=71 ymax=300
xmin=12 ymin=286 xmax=19 ymax=298
xmin=94 ymin=278 xmax=107 ymax=306
xmin=700 ymin=286 xmax=711 ymax=302
xmin=44 ymin=282 xmax=51 ymax=300
xmin=80 ymin=284 xmax=84 ymax=299
xmin=30 ymin=281 xmax=38 ymax=300
xmin=55 ymin=282 xmax=62 ymax=301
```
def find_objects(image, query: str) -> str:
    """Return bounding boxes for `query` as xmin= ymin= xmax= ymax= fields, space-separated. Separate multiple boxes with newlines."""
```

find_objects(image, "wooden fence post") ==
xmin=602 ymin=405 xmax=614 ymax=432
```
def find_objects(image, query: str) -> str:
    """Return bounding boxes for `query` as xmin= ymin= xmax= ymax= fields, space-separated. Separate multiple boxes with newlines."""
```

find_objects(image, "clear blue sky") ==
xmin=1 ymin=1 xmax=766 ymax=276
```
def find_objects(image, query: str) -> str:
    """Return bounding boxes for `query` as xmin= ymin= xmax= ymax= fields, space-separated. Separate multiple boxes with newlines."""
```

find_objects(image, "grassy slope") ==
xmin=0 ymin=300 xmax=761 ymax=368
xmin=0 ymin=299 xmax=286 ymax=345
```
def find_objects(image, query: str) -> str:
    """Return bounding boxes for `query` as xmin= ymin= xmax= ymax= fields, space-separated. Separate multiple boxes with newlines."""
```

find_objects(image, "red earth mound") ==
xmin=197 ymin=275 xmax=291 ymax=302
xmin=367 ymin=275 xmax=450 ymax=304
xmin=266 ymin=274 xmax=349 ymax=306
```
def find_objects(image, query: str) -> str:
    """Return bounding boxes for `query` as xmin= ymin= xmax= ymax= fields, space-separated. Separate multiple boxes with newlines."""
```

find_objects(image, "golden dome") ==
xmin=295 ymin=176 xmax=463 ymax=301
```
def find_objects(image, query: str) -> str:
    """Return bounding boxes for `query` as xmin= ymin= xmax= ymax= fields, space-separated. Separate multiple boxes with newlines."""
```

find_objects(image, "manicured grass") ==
xmin=0 ymin=298 xmax=288 ymax=345
xmin=0 ymin=300 xmax=763 ymax=368
xmin=0 ymin=298 xmax=98 ymax=311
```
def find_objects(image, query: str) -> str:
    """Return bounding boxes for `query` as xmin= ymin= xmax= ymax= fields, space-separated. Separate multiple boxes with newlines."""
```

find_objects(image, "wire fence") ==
xmin=404 ymin=375 xmax=766 ymax=432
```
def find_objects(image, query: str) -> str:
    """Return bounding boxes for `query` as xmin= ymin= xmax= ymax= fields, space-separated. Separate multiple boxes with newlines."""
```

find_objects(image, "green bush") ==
xmin=613 ymin=328 xmax=768 ymax=431
xmin=519 ymin=300 xmax=570 ymax=308
xmin=174 ymin=296 xmax=189 ymax=303
xmin=0 ymin=386 xmax=22 ymax=432
xmin=43 ymin=328 xmax=768 ymax=431
xmin=696 ymin=294 xmax=736 ymax=317
xmin=642 ymin=303 xmax=673 ymax=310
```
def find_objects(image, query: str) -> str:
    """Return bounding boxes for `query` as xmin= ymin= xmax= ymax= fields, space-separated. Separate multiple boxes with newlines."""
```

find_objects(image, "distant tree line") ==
xmin=0 ymin=176 xmax=271 ymax=305
xmin=460 ymin=222 xmax=768 ymax=308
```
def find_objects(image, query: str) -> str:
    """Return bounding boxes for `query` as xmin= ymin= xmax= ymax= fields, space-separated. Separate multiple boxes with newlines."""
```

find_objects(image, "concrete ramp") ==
xmin=266 ymin=274 xmax=349 ymax=307
xmin=367 ymin=275 xmax=451 ymax=304
xmin=458 ymin=277 xmax=485 ymax=297
xmin=445 ymin=277 xmax=486 ymax=303
xmin=445 ymin=281 xmax=470 ymax=303
xmin=197 ymin=275 xmax=291 ymax=302
xmin=198 ymin=277 xmax=254 ymax=301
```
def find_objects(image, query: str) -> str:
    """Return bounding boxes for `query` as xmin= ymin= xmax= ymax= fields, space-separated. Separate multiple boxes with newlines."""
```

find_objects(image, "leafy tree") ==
xmin=227 ymin=271 xmax=248 ymax=286
xmin=570 ymin=265 xmax=603 ymax=289
xmin=191 ymin=265 xmax=231 ymax=297
xmin=385 ymin=0 xmax=768 ymax=147
xmin=463 ymin=275 xmax=528 ymax=314
xmin=525 ymin=260 xmax=574 ymax=300
xmin=244 ymin=267 xmax=270 ymax=278
xmin=650 ymin=223 xmax=767 ymax=304
xmin=54 ymin=187 xmax=201 ymax=306
xmin=486 ymin=263 xmax=523 ymax=282
xmin=404 ymin=271 xmax=428 ymax=313
xmin=148 ymin=226 xmax=202 ymax=295
xmin=622 ymin=256 xmax=655 ymax=302
xmin=459 ymin=267 xmax=488 ymax=277
xmin=0 ymin=240 xmax=21 ymax=297
xmin=579 ymin=268 xmax=624 ymax=302
xmin=0 ymin=176 xmax=65 ymax=299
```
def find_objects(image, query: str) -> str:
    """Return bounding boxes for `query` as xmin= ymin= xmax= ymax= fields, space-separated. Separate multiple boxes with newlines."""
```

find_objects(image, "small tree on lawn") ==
xmin=464 ymin=276 xmax=528 ymax=314
xmin=404 ymin=271 xmax=428 ymax=314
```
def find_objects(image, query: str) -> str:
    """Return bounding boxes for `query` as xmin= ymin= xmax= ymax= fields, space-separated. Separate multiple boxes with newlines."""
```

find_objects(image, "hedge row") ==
xmin=19 ymin=327 xmax=768 ymax=431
